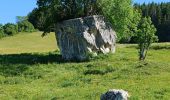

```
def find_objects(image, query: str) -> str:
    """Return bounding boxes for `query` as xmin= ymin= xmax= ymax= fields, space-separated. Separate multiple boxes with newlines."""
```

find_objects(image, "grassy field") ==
xmin=0 ymin=32 xmax=57 ymax=54
xmin=0 ymin=32 xmax=170 ymax=100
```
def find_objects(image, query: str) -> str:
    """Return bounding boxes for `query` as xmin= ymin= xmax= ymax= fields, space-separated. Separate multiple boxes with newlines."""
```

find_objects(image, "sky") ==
xmin=0 ymin=0 xmax=169 ymax=24
xmin=133 ymin=0 xmax=170 ymax=4
xmin=0 ymin=0 xmax=37 ymax=24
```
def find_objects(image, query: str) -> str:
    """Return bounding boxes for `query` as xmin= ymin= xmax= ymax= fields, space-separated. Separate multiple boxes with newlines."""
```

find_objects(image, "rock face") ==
xmin=55 ymin=15 xmax=116 ymax=61
xmin=100 ymin=89 xmax=129 ymax=100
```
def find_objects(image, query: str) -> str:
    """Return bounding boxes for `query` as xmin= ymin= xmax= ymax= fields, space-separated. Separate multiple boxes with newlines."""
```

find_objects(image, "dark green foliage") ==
xmin=29 ymin=0 xmax=140 ymax=42
xmin=0 ymin=17 xmax=34 ymax=39
xmin=16 ymin=16 xmax=35 ymax=32
xmin=18 ymin=20 xmax=35 ymax=32
xmin=0 ymin=24 xmax=5 ymax=39
xmin=28 ymin=8 xmax=48 ymax=31
xmin=3 ymin=23 xmax=18 ymax=36
xmin=134 ymin=2 xmax=170 ymax=42
xmin=29 ymin=0 xmax=99 ymax=33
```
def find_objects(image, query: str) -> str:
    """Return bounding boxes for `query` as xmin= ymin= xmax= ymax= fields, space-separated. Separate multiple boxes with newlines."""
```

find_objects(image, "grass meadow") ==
xmin=0 ymin=32 xmax=170 ymax=100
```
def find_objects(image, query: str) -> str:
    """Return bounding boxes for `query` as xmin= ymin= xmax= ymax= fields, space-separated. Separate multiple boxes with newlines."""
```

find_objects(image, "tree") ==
xmin=16 ymin=16 xmax=35 ymax=32
xmin=18 ymin=20 xmax=35 ymax=32
xmin=16 ymin=16 xmax=28 ymax=23
xmin=34 ymin=0 xmax=140 ymax=42
xmin=31 ymin=0 xmax=143 ymax=42
xmin=136 ymin=17 xmax=157 ymax=60
xmin=0 ymin=24 xmax=5 ymax=38
xmin=28 ymin=8 xmax=47 ymax=31
xmin=97 ymin=0 xmax=139 ymax=42
xmin=3 ymin=23 xmax=18 ymax=36
xmin=134 ymin=2 xmax=170 ymax=42
xmin=34 ymin=0 xmax=99 ymax=34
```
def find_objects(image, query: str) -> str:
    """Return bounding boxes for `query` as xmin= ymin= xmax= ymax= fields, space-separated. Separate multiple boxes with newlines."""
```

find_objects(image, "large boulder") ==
xmin=55 ymin=15 xmax=116 ymax=61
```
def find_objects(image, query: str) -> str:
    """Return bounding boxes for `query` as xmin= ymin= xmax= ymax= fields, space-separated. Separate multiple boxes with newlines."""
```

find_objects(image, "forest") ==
xmin=134 ymin=2 xmax=170 ymax=42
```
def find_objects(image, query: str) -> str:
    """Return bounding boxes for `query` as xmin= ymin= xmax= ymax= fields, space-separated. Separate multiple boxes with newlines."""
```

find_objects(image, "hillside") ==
xmin=0 ymin=32 xmax=170 ymax=99
xmin=0 ymin=32 xmax=57 ymax=54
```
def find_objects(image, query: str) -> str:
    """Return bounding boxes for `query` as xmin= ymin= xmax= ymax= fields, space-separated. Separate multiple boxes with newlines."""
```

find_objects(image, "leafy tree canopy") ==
xmin=0 ymin=24 xmax=5 ymax=38
xmin=134 ymin=2 xmax=170 ymax=42
xmin=18 ymin=20 xmax=35 ymax=32
xmin=98 ymin=0 xmax=141 ymax=42
xmin=31 ymin=0 xmax=139 ymax=42
xmin=3 ymin=23 xmax=18 ymax=36
xmin=35 ymin=0 xmax=99 ymax=34
xmin=16 ymin=16 xmax=35 ymax=32
xmin=136 ymin=17 xmax=157 ymax=60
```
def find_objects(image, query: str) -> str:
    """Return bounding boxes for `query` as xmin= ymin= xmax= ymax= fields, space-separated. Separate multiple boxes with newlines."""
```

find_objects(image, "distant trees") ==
xmin=17 ymin=20 xmax=34 ymax=32
xmin=17 ymin=16 xmax=35 ymax=32
xmin=0 ymin=24 xmax=5 ymax=39
xmin=0 ymin=16 xmax=35 ymax=39
xmin=136 ymin=17 xmax=157 ymax=60
xmin=134 ymin=2 xmax=170 ymax=42
xmin=3 ymin=23 xmax=18 ymax=36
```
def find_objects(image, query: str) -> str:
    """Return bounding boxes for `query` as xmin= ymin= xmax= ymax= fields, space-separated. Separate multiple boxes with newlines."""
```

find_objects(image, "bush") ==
xmin=3 ymin=23 xmax=18 ymax=36
xmin=18 ymin=20 xmax=35 ymax=32
xmin=0 ymin=24 xmax=5 ymax=39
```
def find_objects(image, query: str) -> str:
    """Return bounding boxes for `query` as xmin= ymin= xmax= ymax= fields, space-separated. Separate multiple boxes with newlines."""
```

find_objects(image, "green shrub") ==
xmin=18 ymin=20 xmax=35 ymax=32
xmin=3 ymin=23 xmax=18 ymax=36
xmin=0 ymin=24 xmax=5 ymax=39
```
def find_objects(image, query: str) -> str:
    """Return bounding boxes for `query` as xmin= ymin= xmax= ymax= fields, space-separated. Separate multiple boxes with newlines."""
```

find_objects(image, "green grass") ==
xmin=0 ymin=32 xmax=170 ymax=100
xmin=0 ymin=32 xmax=57 ymax=54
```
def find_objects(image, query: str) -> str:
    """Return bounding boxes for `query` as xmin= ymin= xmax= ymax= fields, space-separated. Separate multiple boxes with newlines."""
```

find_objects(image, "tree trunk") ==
xmin=139 ymin=47 xmax=145 ymax=61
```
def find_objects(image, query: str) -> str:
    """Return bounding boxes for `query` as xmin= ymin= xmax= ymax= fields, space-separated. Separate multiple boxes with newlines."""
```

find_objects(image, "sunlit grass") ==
xmin=0 ymin=32 xmax=57 ymax=54
xmin=0 ymin=32 xmax=170 ymax=99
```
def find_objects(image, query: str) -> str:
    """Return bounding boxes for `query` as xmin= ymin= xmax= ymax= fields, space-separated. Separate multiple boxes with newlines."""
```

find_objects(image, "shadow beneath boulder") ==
xmin=0 ymin=52 xmax=90 ymax=77
xmin=0 ymin=53 xmax=64 ymax=77
xmin=0 ymin=53 xmax=63 ymax=65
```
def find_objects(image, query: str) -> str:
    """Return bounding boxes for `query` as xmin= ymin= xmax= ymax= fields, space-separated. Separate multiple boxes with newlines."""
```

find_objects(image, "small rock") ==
xmin=100 ymin=89 xmax=129 ymax=100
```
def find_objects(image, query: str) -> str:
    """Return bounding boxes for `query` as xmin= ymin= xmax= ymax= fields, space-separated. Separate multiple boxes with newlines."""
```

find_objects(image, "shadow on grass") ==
xmin=0 ymin=53 xmax=64 ymax=77
xmin=0 ymin=52 xmax=103 ymax=77
xmin=0 ymin=53 xmax=63 ymax=65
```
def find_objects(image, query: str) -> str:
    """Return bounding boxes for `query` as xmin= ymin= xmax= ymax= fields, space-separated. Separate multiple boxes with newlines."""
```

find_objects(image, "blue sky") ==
xmin=133 ymin=0 xmax=170 ymax=4
xmin=0 ymin=0 xmax=36 ymax=24
xmin=0 ymin=0 xmax=169 ymax=24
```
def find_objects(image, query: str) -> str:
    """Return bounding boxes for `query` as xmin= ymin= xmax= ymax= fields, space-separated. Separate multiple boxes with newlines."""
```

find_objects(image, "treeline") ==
xmin=27 ymin=0 xmax=101 ymax=33
xmin=134 ymin=2 xmax=170 ymax=42
xmin=27 ymin=0 xmax=141 ymax=42
xmin=2 ymin=0 xmax=169 ymax=43
xmin=0 ymin=16 xmax=35 ymax=39
xmin=26 ymin=0 xmax=160 ymax=43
